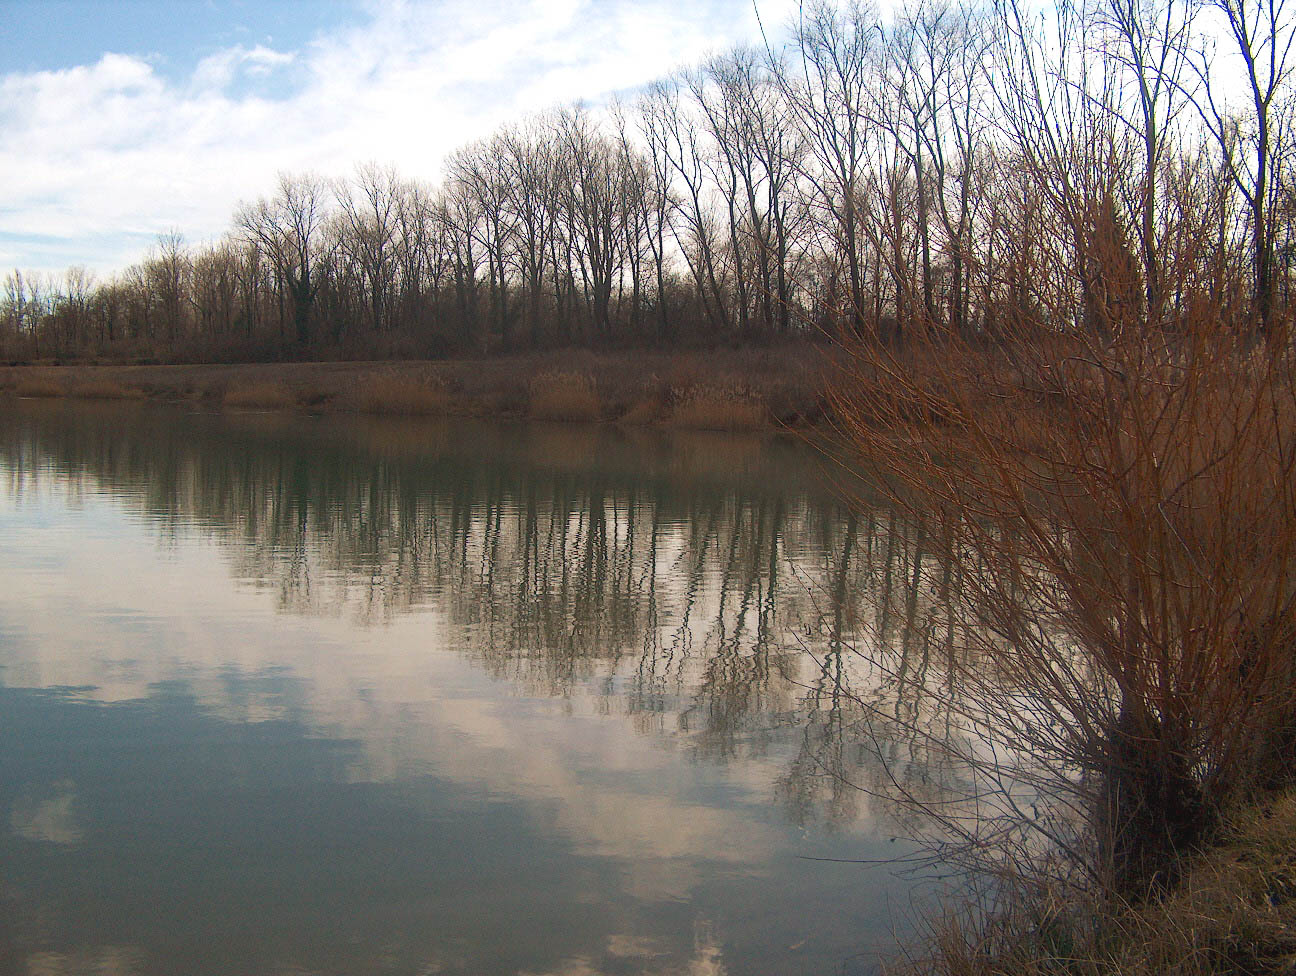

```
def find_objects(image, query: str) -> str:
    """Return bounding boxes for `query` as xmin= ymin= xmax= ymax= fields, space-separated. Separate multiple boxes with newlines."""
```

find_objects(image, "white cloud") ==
xmin=0 ymin=0 xmax=799 ymax=275
xmin=192 ymin=44 xmax=295 ymax=89
xmin=11 ymin=779 xmax=84 ymax=846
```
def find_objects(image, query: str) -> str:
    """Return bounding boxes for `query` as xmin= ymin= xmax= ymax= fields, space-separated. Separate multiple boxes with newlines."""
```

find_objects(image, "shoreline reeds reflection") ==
xmin=0 ymin=400 xmax=979 ymax=835
xmin=0 ymin=400 xmax=1010 ymax=975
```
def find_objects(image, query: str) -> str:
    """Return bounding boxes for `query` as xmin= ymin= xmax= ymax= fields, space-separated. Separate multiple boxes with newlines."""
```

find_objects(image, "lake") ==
xmin=0 ymin=400 xmax=958 ymax=976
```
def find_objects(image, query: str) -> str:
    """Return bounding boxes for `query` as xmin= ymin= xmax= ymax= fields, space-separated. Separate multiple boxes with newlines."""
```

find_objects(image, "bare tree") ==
xmin=640 ymin=79 xmax=734 ymax=333
xmin=991 ymin=0 xmax=1136 ymax=336
xmin=1091 ymin=0 xmax=1196 ymax=325
xmin=626 ymin=96 xmax=681 ymax=339
xmin=882 ymin=1 xmax=994 ymax=336
xmin=334 ymin=163 xmax=401 ymax=335
xmin=441 ymin=183 xmax=484 ymax=345
xmin=59 ymin=265 xmax=95 ymax=351
xmin=189 ymin=243 xmax=240 ymax=341
xmin=447 ymin=140 xmax=516 ymax=347
xmin=777 ymin=0 xmax=878 ymax=336
xmin=556 ymin=107 xmax=630 ymax=339
xmin=498 ymin=119 xmax=561 ymax=345
xmin=151 ymin=230 xmax=189 ymax=345
xmin=392 ymin=179 xmax=445 ymax=336
xmin=236 ymin=172 xmax=333 ymax=346
xmin=3 ymin=270 xmax=30 ymax=352
xmin=1188 ymin=0 xmax=1296 ymax=331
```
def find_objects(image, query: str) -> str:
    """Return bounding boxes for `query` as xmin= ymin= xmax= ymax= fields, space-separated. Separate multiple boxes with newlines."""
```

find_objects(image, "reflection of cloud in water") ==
xmin=0 ymin=481 xmax=888 ymax=835
xmin=0 ymin=535 xmax=793 ymax=899
xmin=26 ymin=946 xmax=144 ymax=976
xmin=11 ymin=779 xmax=82 ymax=845
xmin=373 ymin=655 xmax=785 ymax=900
xmin=527 ymin=923 xmax=727 ymax=976
xmin=0 ymin=433 xmax=963 ymax=852
xmin=606 ymin=933 xmax=669 ymax=958
xmin=0 ymin=404 xmax=973 ymax=974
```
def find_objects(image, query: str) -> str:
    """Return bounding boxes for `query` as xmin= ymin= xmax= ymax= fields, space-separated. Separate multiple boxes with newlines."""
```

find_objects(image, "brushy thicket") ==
xmin=829 ymin=321 xmax=1296 ymax=974
xmin=835 ymin=321 xmax=1294 ymax=838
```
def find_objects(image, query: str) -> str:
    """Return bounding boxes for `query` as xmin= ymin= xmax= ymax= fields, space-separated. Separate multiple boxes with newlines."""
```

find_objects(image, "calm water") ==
xmin=0 ymin=401 xmax=957 ymax=976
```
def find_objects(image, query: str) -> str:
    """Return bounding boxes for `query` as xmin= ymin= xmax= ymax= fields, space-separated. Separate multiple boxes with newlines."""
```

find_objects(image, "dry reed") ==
xmin=67 ymin=379 xmax=147 ymax=400
xmin=12 ymin=377 xmax=66 ymax=398
xmin=348 ymin=373 xmax=451 ymax=415
xmin=223 ymin=382 xmax=296 ymax=410
xmin=617 ymin=396 xmax=664 ymax=425
xmin=668 ymin=384 xmax=769 ymax=431
xmin=913 ymin=789 xmax=1296 ymax=976
xmin=528 ymin=370 xmax=602 ymax=422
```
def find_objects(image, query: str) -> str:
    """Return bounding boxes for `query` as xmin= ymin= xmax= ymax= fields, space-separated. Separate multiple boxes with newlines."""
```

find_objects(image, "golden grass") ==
xmin=1125 ymin=791 xmax=1296 ymax=975
xmin=0 ymin=345 xmax=827 ymax=430
xmin=13 ymin=377 xmax=66 ymax=398
xmin=348 ymin=373 xmax=451 ymax=415
xmin=67 ymin=379 xmax=147 ymax=400
xmin=667 ymin=384 xmax=769 ymax=431
xmin=617 ymin=396 xmax=664 ymax=426
xmin=528 ymin=370 xmax=602 ymax=422
xmin=223 ymin=381 xmax=296 ymax=410
xmin=918 ymin=790 xmax=1296 ymax=976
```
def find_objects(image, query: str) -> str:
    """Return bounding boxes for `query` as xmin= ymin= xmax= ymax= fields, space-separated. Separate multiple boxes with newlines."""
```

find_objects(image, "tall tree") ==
xmin=236 ymin=173 xmax=333 ymax=346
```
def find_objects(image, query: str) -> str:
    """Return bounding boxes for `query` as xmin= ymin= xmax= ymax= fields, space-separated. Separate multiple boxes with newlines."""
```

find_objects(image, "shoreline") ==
xmin=0 ymin=346 xmax=829 ymax=434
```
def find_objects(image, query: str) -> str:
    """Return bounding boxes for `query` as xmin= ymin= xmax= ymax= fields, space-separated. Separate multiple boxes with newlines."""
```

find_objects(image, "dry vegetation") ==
xmin=917 ymin=789 xmax=1296 ymax=976
xmin=0 ymin=345 xmax=825 ymax=432
xmin=65 ymin=378 xmax=147 ymax=400
xmin=829 ymin=324 xmax=1296 ymax=975
xmin=528 ymin=370 xmax=603 ymax=422
xmin=12 ymin=377 xmax=66 ymax=398
xmin=223 ymin=381 xmax=298 ymax=410
xmin=345 ymin=371 xmax=452 ymax=415
xmin=668 ymin=384 xmax=769 ymax=431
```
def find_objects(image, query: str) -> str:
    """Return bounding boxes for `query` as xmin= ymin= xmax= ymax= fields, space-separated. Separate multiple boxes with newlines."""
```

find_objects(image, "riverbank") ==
xmin=918 ymin=788 xmax=1296 ymax=976
xmin=0 ymin=345 xmax=828 ymax=432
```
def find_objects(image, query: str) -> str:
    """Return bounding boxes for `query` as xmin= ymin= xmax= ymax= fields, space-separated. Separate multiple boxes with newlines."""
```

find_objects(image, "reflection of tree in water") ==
xmin=775 ymin=509 xmax=986 ymax=836
xmin=0 ymin=403 xmax=979 ymax=831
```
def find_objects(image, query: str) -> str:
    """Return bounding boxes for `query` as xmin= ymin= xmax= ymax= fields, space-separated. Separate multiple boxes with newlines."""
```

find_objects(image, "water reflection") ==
xmin=0 ymin=400 xmax=966 ymax=976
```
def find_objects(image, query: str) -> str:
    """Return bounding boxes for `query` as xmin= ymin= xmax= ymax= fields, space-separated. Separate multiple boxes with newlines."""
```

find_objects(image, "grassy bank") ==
xmin=0 ymin=346 xmax=827 ymax=432
xmin=916 ymin=789 xmax=1296 ymax=976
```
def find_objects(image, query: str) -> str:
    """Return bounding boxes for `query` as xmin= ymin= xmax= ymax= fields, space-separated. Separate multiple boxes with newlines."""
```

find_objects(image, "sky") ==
xmin=0 ymin=0 xmax=800 ymax=277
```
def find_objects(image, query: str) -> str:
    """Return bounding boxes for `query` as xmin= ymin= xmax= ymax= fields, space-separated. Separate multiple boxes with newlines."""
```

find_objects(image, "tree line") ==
xmin=3 ymin=0 xmax=1292 ymax=362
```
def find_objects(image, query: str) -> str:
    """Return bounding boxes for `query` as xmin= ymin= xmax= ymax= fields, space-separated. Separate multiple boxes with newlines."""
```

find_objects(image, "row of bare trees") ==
xmin=2 ymin=0 xmax=1293 ymax=362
